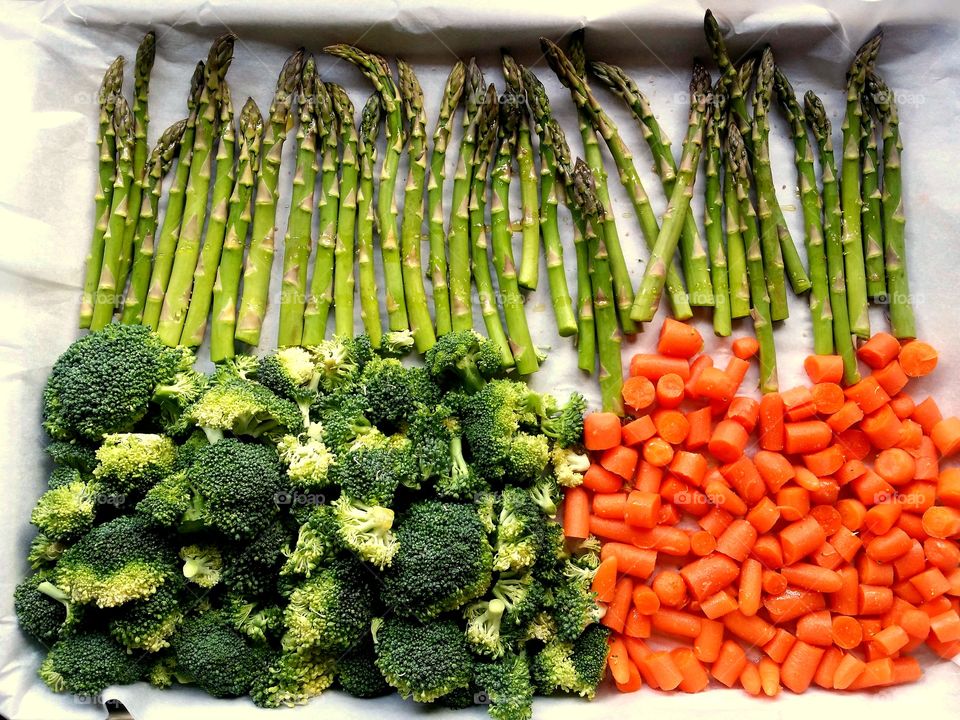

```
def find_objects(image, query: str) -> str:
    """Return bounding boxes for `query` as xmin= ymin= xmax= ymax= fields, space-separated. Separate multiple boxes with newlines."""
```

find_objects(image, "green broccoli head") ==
xmin=53 ymin=515 xmax=178 ymax=607
xmin=407 ymin=402 xmax=458 ymax=482
xmin=173 ymin=611 xmax=271 ymax=698
xmin=530 ymin=625 xmax=609 ymax=699
xmin=179 ymin=544 xmax=222 ymax=588
xmin=311 ymin=337 xmax=361 ymax=392
xmin=332 ymin=496 xmax=398 ymax=569
xmin=382 ymin=500 xmax=493 ymax=620
xmin=39 ymin=631 xmax=142 ymax=696
xmin=332 ymin=430 xmax=418 ymax=504
xmin=336 ymin=639 xmax=391 ymax=698
xmin=136 ymin=470 xmax=192 ymax=528
xmin=45 ymin=441 xmax=98 ymax=473
xmin=220 ymin=519 xmax=293 ymax=597
xmin=277 ymin=424 xmax=335 ymax=490
xmin=42 ymin=325 xmax=189 ymax=441
xmin=152 ymin=368 xmax=208 ymax=436
xmin=465 ymin=598 xmax=508 ymax=658
xmin=317 ymin=390 xmax=372 ymax=450
xmin=374 ymin=616 xmax=473 ymax=702
xmin=505 ymin=433 xmax=550 ymax=485
xmin=551 ymin=444 xmax=589 ymax=487
xmin=183 ymin=376 xmax=303 ymax=444
xmin=424 ymin=330 xmax=504 ymax=393
xmin=251 ymin=648 xmax=336 ymax=708
xmin=30 ymin=480 xmax=97 ymax=541
xmin=492 ymin=571 xmax=546 ymax=630
xmin=493 ymin=487 xmax=543 ymax=573
xmin=378 ymin=329 xmax=416 ymax=358
xmin=552 ymin=560 xmax=604 ymax=642
xmin=528 ymin=475 xmax=561 ymax=518
xmin=223 ymin=594 xmax=284 ymax=645
xmin=105 ymin=574 xmax=185 ymax=652
xmin=474 ymin=651 xmax=535 ymax=720
xmin=47 ymin=465 xmax=86 ymax=490
xmin=257 ymin=346 xmax=320 ymax=427
xmin=93 ymin=432 xmax=176 ymax=495
xmin=361 ymin=358 xmax=440 ymax=430
xmin=282 ymin=557 xmax=375 ymax=654
xmin=28 ymin=533 xmax=67 ymax=570
xmin=539 ymin=393 xmax=586 ymax=448
xmin=281 ymin=504 xmax=341 ymax=577
xmin=14 ymin=574 xmax=74 ymax=643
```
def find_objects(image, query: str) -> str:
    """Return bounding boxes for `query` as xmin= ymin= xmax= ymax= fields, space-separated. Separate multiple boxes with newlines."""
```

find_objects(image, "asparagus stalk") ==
xmin=521 ymin=66 xmax=577 ymax=337
xmin=704 ymin=89 xmax=732 ymax=337
xmin=179 ymin=84 xmax=236 ymax=347
xmin=396 ymin=60 xmax=436 ymax=352
xmin=142 ymin=61 xmax=204 ymax=330
xmin=121 ymin=119 xmax=188 ymax=325
xmin=868 ymin=72 xmax=915 ymax=339
xmin=753 ymin=47 xmax=811 ymax=303
xmin=279 ymin=57 xmax=320 ymax=347
xmin=724 ymin=166 xmax=751 ymax=320
xmin=79 ymin=56 xmax=123 ymax=328
xmin=234 ymin=48 xmax=305 ymax=346
xmin=544 ymin=34 xmax=693 ymax=322
xmin=546 ymin=120 xmax=595 ymax=373
xmin=117 ymin=32 xmax=156 ymax=301
xmin=704 ymin=11 xmax=753 ymax=153
xmin=805 ymin=92 xmax=861 ymax=384
xmin=841 ymin=31 xmax=883 ymax=338
xmin=727 ymin=123 xmax=778 ymax=393
xmin=774 ymin=68 xmax=833 ymax=354
xmin=356 ymin=95 xmax=384 ymax=346
xmin=632 ymin=62 xmax=711 ymax=323
xmin=860 ymin=95 xmax=886 ymax=300
xmin=589 ymin=60 xmax=715 ymax=307
xmin=447 ymin=59 xmax=486 ymax=331
xmin=158 ymin=34 xmax=235 ymax=346
xmin=572 ymin=159 xmax=624 ymax=414
xmin=492 ymin=94 xmax=539 ymax=375
xmin=330 ymin=84 xmax=360 ymax=339
xmin=426 ymin=61 xmax=466 ymax=336
xmin=325 ymin=45 xmax=408 ymax=332
xmin=502 ymin=51 xmax=541 ymax=291
xmin=210 ymin=99 xmax=264 ymax=363
xmin=468 ymin=87 xmax=514 ymax=369
xmin=89 ymin=97 xmax=135 ymax=330
xmin=301 ymin=80 xmax=340 ymax=344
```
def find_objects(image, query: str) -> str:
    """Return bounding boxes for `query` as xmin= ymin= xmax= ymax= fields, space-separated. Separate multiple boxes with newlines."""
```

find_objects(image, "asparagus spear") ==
xmin=753 ymin=47 xmax=811 ymax=305
xmin=117 ymin=32 xmax=156 ymax=301
xmin=724 ymin=164 xmax=751 ymax=320
xmin=572 ymin=159 xmax=624 ymax=414
xmin=805 ymin=92 xmax=861 ymax=384
xmin=158 ymin=34 xmax=235 ymax=346
xmin=868 ymin=72 xmax=915 ymax=339
xmin=121 ymin=119 xmax=188 ymax=325
xmin=704 ymin=87 xmax=732 ymax=337
xmin=546 ymin=119 xmax=596 ymax=373
xmin=279 ymin=57 xmax=320 ymax=347
xmin=325 ymin=45 xmax=408 ymax=332
xmin=210 ymin=98 xmax=264 ymax=363
xmin=179 ymin=84 xmax=236 ymax=347
xmin=632 ymin=62 xmax=711 ymax=323
xmin=774 ymin=67 xmax=833 ymax=354
xmin=234 ymin=48 xmax=305 ymax=346
xmin=426 ymin=61 xmax=466 ymax=336
xmin=727 ymin=123 xmax=778 ymax=393
xmin=469 ymin=87 xmax=514 ymax=369
xmin=704 ymin=11 xmax=752 ymax=153
xmin=79 ymin=56 xmax=123 ymax=328
xmin=544 ymin=35 xmax=693 ymax=322
xmin=301 ymin=80 xmax=340 ymax=344
xmin=90 ymin=97 xmax=135 ymax=330
xmin=590 ymin=60 xmax=714 ymax=308
xmin=521 ymin=66 xmax=577 ymax=337
xmin=142 ymin=61 xmax=204 ymax=330
xmin=492 ymin=93 xmax=539 ymax=375
xmin=860 ymin=94 xmax=886 ymax=300
xmin=330 ymin=84 xmax=360 ymax=339
xmin=841 ymin=31 xmax=883 ymax=338
xmin=396 ymin=60 xmax=436 ymax=352
xmin=447 ymin=59 xmax=485 ymax=331
xmin=502 ymin=51 xmax=541 ymax=291
xmin=356 ymin=95 xmax=384 ymax=346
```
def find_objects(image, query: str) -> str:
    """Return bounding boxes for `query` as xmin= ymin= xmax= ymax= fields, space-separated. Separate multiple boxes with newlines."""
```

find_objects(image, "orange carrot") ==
xmin=623 ymin=607 xmax=651 ymax=639
xmin=584 ymin=412 xmax=622 ymax=450
xmin=630 ymin=353 xmax=691 ymax=381
xmin=898 ymin=340 xmax=938 ymax=377
xmin=716 ymin=519 xmax=758 ymax=562
xmin=690 ymin=530 xmax=717 ymax=556
xmin=591 ymin=492 xmax=627 ymax=519
xmin=724 ymin=610 xmax=776 ymax=647
xmin=667 ymin=451 xmax=708 ymax=487
xmin=763 ymin=628 xmax=797 ymax=663
xmin=845 ymin=376 xmax=891 ymax=414
xmin=655 ymin=372 xmax=686 ymax=409
xmin=652 ymin=610 xmax=703 ymax=641
xmin=831 ymin=528 xmax=863 ymax=564
xmin=623 ymin=490 xmax=660 ymax=529
xmin=932 ymin=417 xmax=960 ymax=457
xmin=782 ymin=385 xmax=817 ymax=421
xmin=832 ymin=652 xmax=867 ymax=690
xmin=858 ymin=555 xmax=895 ymax=586
xmin=836 ymin=428 xmax=871 ymax=460
xmin=811 ymin=382 xmax=845 ymax=414
xmin=621 ymin=375 xmax=656 ymax=413
xmin=912 ymin=396 xmax=943 ymax=434
xmin=858 ymin=332 xmax=901 ymax=369
xmin=726 ymin=397 xmax=761 ymax=434
xmin=871 ymin=624 xmax=910 ymax=656
xmin=929 ymin=610 xmax=960 ymax=642
xmin=685 ymin=354 xmax=714 ymax=399
xmin=634 ymin=460 xmax=663 ymax=493
xmin=583 ymin=463 xmax=624 ymax=493
xmin=859 ymin=584 xmax=894 ymax=615
xmin=725 ymin=356 xmax=750 ymax=389
xmin=740 ymin=661 xmax=763 ymax=696
xmin=780 ymin=516 xmax=828 ymax=565
xmin=890 ymin=391 xmax=916 ymax=419
xmin=860 ymin=405 xmax=903 ymax=449
xmin=632 ymin=584 xmax=660 ymax=615
xmin=654 ymin=409 xmax=690 ymax=445
xmin=680 ymin=553 xmax=740 ymax=602
xmin=563 ymin=486 xmax=590 ymax=539
xmin=837 ymin=458 xmax=867 ymax=486
xmin=783 ymin=420 xmax=833 ymax=454
xmin=732 ymin=336 xmax=760 ymax=360
xmin=685 ymin=406 xmax=713 ymax=450
xmin=607 ymin=636 xmax=631 ymax=684
xmin=721 ymin=456 xmax=766 ymax=504
xmin=923 ymin=505 xmax=960 ymax=539
xmin=652 ymin=570 xmax=687 ymax=608
xmin=762 ymin=570 xmax=788 ymax=596
xmin=864 ymin=502 xmax=903 ymax=535
xmin=765 ymin=589 xmax=826 ymax=624
xmin=632 ymin=525 xmax=691 ymax=556
xmin=701 ymin=589 xmax=739 ymax=619
xmin=600 ymin=542 xmax=657 ymax=579
xmin=832 ymin=615 xmax=864 ymax=649
xmin=924 ymin=537 xmax=960 ymax=571
xmin=600 ymin=445 xmax=639 ymax=480
xmin=759 ymin=392 xmax=785 ymax=451
xmin=874 ymin=447 xmax=916 ymax=485
xmin=827 ymin=400 xmax=865 ymax=433
xmin=803 ymin=445 xmax=846 ymax=477
xmin=846 ymin=657 xmax=895 ymax=689
xmin=782 ymin=563 xmax=843 ymax=593
xmin=621 ymin=415 xmax=657 ymax=447
xmin=613 ymin=656 xmax=643 ymax=692
xmin=910 ymin=567 xmax=952 ymax=601
xmin=890 ymin=656 xmax=923 ymax=685
xmin=707 ymin=419 xmax=748 ymax=463
xmin=694 ymin=618 xmax=724 ymax=663
xmin=866 ymin=527 xmax=913 ymax=562
xmin=813 ymin=646 xmax=845 ymax=689
xmin=645 ymin=651 xmax=684 ymax=691
xmin=780 ymin=640 xmax=825 ymax=693
xmin=591 ymin=556 xmax=618 ymax=602
xmin=711 ymin=640 xmax=748 ymax=688
xmin=804 ymin=354 xmax=845 ymax=383
xmin=938 ymin=468 xmax=960 ymax=508
xmin=657 ymin=318 xmax=703 ymax=358
xmin=900 ymin=608 xmax=931 ymax=639
xmin=671 ymin=647 xmax=710 ymax=693
xmin=589 ymin=516 xmax=640 ymax=544
xmin=602 ymin=575 xmax=635 ymax=634
xmin=754 ymin=450 xmax=795 ymax=492
xmin=796 ymin=609 xmax=834 ymax=646
xmin=752 ymin=535 xmax=785 ymax=569
xmin=810 ymin=505 xmax=843 ymax=535
xmin=695 ymin=366 xmax=738 ymax=403
xmin=873 ymin=361 xmax=909 ymax=396
xmin=699 ymin=505 xmax=734 ymax=537
xmin=758 ymin=657 xmax=782 ymax=696
xmin=746 ymin=496 xmax=780 ymax=534
xmin=642 ymin=437 xmax=675 ymax=468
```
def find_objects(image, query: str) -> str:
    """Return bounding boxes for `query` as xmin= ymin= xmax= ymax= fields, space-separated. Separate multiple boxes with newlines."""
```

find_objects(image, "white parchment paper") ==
xmin=2 ymin=1 xmax=960 ymax=718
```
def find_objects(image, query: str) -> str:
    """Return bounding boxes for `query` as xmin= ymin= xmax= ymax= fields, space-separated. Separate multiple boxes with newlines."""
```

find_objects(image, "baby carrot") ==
xmin=740 ymin=661 xmax=763 ymax=696
xmin=607 ymin=636 xmax=632 ymax=685
xmin=860 ymin=405 xmax=903 ymax=449
xmin=732 ymin=336 xmax=760 ymax=360
xmin=589 ymin=516 xmax=640 ymax=544
xmin=602 ymin=574 xmax=635 ymax=634
xmin=753 ymin=450 xmax=795 ymax=492
xmin=873 ymin=361 xmax=909 ymax=396
xmin=583 ymin=464 xmax=624 ymax=493
xmin=780 ymin=640 xmax=825 ymax=693
xmin=782 ymin=563 xmax=843 ymax=593
xmin=858 ymin=332 xmax=901 ymax=369
xmin=780 ymin=516 xmax=828 ymax=565
xmin=685 ymin=354 xmax=713 ymax=398
xmin=783 ymin=420 xmax=833 ymax=454
xmin=870 ymin=624 xmax=909 ymax=656
xmin=695 ymin=366 xmax=738 ymax=403
xmin=874 ymin=447 xmax=916 ymax=485
xmin=832 ymin=652 xmax=867 ymax=690
xmin=591 ymin=492 xmax=627 ymax=519
xmin=632 ymin=584 xmax=660 ymax=615
xmin=623 ymin=608 xmax=651 ymax=639
xmin=716 ymin=519 xmax=758 ymax=562
xmin=911 ymin=396 xmax=943 ymax=434
xmin=846 ymin=657 xmax=894 ymax=689
xmin=796 ymin=609 xmax=833 ymax=646
xmin=758 ymin=656 xmax=781 ymax=696
xmin=600 ymin=445 xmax=639 ymax=480
xmin=909 ymin=567 xmax=952 ymax=601
xmin=813 ymin=646 xmax=845 ymax=689
xmin=563 ymin=486 xmax=590 ymax=539
xmin=614 ymin=657 xmax=643 ymax=692
xmin=621 ymin=375 xmax=656 ymax=413
xmin=591 ymin=555 xmax=618 ymax=602
xmin=671 ymin=647 xmax=710 ymax=693
xmin=804 ymin=354 xmax=845 ymax=383
xmin=827 ymin=400 xmax=865 ymax=433
xmin=746 ymin=497 xmax=780 ymax=534
xmin=584 ymin=412 xmax=622 ymax=450
xmin=759 ymin=392 xmax=785 ymax=451
xmin=845 ymin=375 xmax=891 ymax=414
xmin=624 ymin=490 xmax=660 ymax=529
xmin=711 ymin=640 xmax=748 ymax=688
xmin=931 ymin=416 xmax=960 ymax=457
xmin=668 ymin=451 xmax=708 ymax=487
xmin=652 ymin=570 xmax=687 ymax=608
xmin=763 ymin=628 xmax=797 ymax=663
xmin=694 ymin=618 xmax=725 ymax=663
xmin=645 ymin=651 xmax=683 ymax=691
xmin=898 ymin=340 xmax=938 ymax=377
xmin=811 ymin=382 xmax=846 ymax=414
xmin=831 ymin=615 xmax=863 ymax=649
xmin=680 ymin=553 xmax=740 ymax=601
xmin=658 ymin=318 xmax=704 ymax=358
xmin=724 ymin=610 xmax=776 ymax=647
xmin=690 ymin=530 xmax=717 ymax=556
xmin=701 ymin=589 xmax=739 ymax=619
xmin=654 ymin=409 xmax=690 ymax=445
xmin=622 ymin=415 xmax=657 ymax=446
xmin=726 ymin=396 xmax=760 ymax=433
xmin=782 ymin=385 xmax=817 ymax=421
xmin=685 ymin=406 xmax=713 ymax=449
xmin=890 ymin=392 xmax=916 ymax=419
xmin=762 ymin=570 xmax=788 ymax=596
xmin=642 ymin=437 xmax=675 ymax=467
xmin=600 ymin=542 xmax=657 ymax=579
xmin=859 ymin=584 xmax=894 ymax=615
xmin=655 ymin=372 xmax=686 ymax=408
xmin=630 ymin=353 xmax=691 ymax=381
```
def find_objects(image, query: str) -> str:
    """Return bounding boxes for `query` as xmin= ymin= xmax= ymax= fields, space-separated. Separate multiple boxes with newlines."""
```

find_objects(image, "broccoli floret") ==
xmin=524 ymin=611 xmax=558 ymax=643
xmin=106 ymin=575 xmax=185 ymax=652
xmin=382 ymin=500 xmax=492 ymax=620
xmin=257 ymin=347 xmax=321 ymax=428
xmin=361 ymin=358 xmax=440 ymax=430
xmin=317 ymin=390 xmax=372 ymax=450
xmin=505 ymin=433 xmax=550 ymax=485
xmin=281 ymin=504 xmax=340 ymax=577
xmin=179 ymin=544 xmax=221 ymax=588
xmin=528 ymin=475 xmax=561 ymax=518
xmin=550 ymin=444 xmax=589 ymax=487
xmin=184 ymin=438 xmax=283 ymax=540
xmin=337 ymin=639 xmax=391 ymax=698
xmin=42 ymin=325 xmax=188 ymax=441
xmin=136 ymin=470 xmax=191 ymax=527
xmin=152 ymin=369 xmax=208 ymax=435
xmin=465 ymin=598 xmax=508 ymax=657
xmin=224 ymin=595 xmax=284 ymax=645
xmin=183 ymin=376 xmax=303 ymax=443
xmin=311 ymin=337 xmax=361 ymax=392
xmin=538 ymin=393 xmax=586 ymax=448
xmin=144 ymin=653 xmax=183 ymax=689
xmin=474 ymin=652 xmax=534 ymax=720
xmin=332 ymin=496 xmax=398 ymax=569
xmin=45 ymin=441 xmax=98 ymax=473
xmin=552 ymin=562 xmax=604 ymax=642
xmin=530 ymin=625 xmax=609 ymax=699
xmin=173 ymin=611 xmax=270 ymax=698
xmin=216 ymin=353 xmax=259 ymax=381
xmin=53 ymin=515 xmax=177 ymax=608
xmin=93 ymin=432 xmax=176 ymax=495
xmin=493 ymin=487 xmax=542 ymax=573
xmin=47 ymin=465 xmax=85 ymax=490
xmin=30 ymin=480 xmax=97 ymax=541
xmin=39 ymin=631 xmax=142 ymax=696
xmin=407 ymin=402 xmax=457 ymax=480
xmin=343 ymin=334 xmax=375 ymax=370
xmin=374 ymin=616 xmax=473 ymax=702
xmin=28 ymin=533 xmax=67 ymax=569
xmin=220 ymin=520 xmax=292 ymax=596
xmin=379 ymin=329 xmax=415 ymax=357
xmin=424 ymin=330 xmax=503 ymax=393
xmin=332 ymin=429 xmax=418 ymax=504
xmin=492 ymin=571 xmax=546 ymax=629
xmin=533 ymin=521 xmax=570 ymax=585
xmin=277 ymin=424 xmax=335 ymax=490
xmin=282 ymin=557 xmax=375 ymax=654
xmin=435 ymin=437 xmax=491 ymax=500
xmin=251 ymin=648 xmax=336 ymax=708
xmin=14 ymin=574 xmax=75 ymax=643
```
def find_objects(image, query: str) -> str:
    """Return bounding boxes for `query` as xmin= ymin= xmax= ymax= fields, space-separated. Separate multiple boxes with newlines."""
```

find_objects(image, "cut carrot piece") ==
xmin=912 ymin=396 xmax=943 ymax=434
xmin=732 ymin=336 xmax=760 ymax=360
xmin=910 ymin=567 xmax=952 ymax=601
xmin=890 ymin=392 xmax=916 ymax=419
xmin=690 ymin=530 xmax=717 ymax=556
xmin=765 ymin=589 xmax=826 ymax=624
xmin=589 ymin=516 xmax=640 ymax=544
xmin=866 ymin=527 xmax=913 ymax=562
xmin=859 ymin=584 xmax=894 ymax=615
xmin=694 ymin=618 xmax=724 ymax=663
xmin=632 ymin=584 xmax=660 ymax=615
xmin=864 ymin=502 xmax=902 ymax=535
xmin=783 ymin=420 xmax=833 ymax=454
xmin=658 ymin=318 xmax=703 ymax=358
xmin=932 ymin=417 xmax=960 ymax=457
xmin=724 ymin=610 xmax=776 ymax=647
xmin=923 ymin=505 xmax=960 ymax=538
xmin=602 ymin=575 xmax=634 ymax=633
xmin=583 ymin=412 xmax=622 ymax=450
xmin=758 ymin=657 xmax=781 ymax=696
xmin=652 ymin=570 xmax=687 ymax=608
xmin=929 ymin=610 xmax=960 ymax=642
xmin=860 ymin=405 xmax=903 ymax=450
xmin=623 ymin=490 xmax=660 ymax=530
xmin=621 ymin=415 xmax=656 ymax=447
xmin=634 ymin=460 xmax=663 ymax=493
xmin=623 ymin=607 xmax=651 ymax=639
xmin=782 ymin=563 xmax=843 ymax=593
xmin=583 ymin=464 xmax=624 ymax=493
xmin=621 ymin=375 xmax=656 ymax=414
xmin=845 ymin=376 xmax=891 ymax=414
xmin=645 ymin=651 xmax=683 ymax=691
xmin=752 ymin=535 xmax=784 ymax=569
xmin=782 ymin=385 xmax=817 ymax=421
xmin=740 ymin=661 xmax=762 ymax=696
xmin=832 ymin=615 xmax=863 ymax=649
xmin=652 ymin=608 xmax=702 ymax=639
xmin=671 ymin=647 xmax=710 ymax=693
xmin=701 ymin=589 xmax=739 ymax=619
xmin=630 ymin=353 xmax=691 ymax=381
xmin=726 ymin=396 xmax=760 ymax=433
xmin=810 ymin=505 xmax=842 ymax=536
xmin=684 ymin=354 xmax=713 ymax=399
xmin=762 ymin=570 xmax=788 ymax=596
xmin=827 ymin=400 xmax=865 ymax=433
xmin=805 ymin=354 xmax=845 ymax=383
xmin=898 ymin=340 xmax=938 ymax=377
xmin=600 ymin=542 xmax=656 ymax=579
xmin=753 ymin=450 xmax=795 ymax=492
xmin=759 ymin=393 xmax=785 ymax=451
xmin=938 ymin=468 xmax=960 ymax=508
xmin=613 ymin=656 xmax=643 ymax=692
xmin=655 ymin=372 xmax=686 ymax=408
xmin=600 ymin=445 xmax=639 ymax=480
xmin=746 ymin=497 xmax=780 ymax=534
xmin=642 ymin=437 xmax=675 ymax=468
xmin=780 ymin=640 xmax=825 ymax=693
xmin=632 ymin=525 xmax=691 ymax=556
xmin=803 ymin=445 xmax=846 ymax=477
xmin=591 ymin=556 xmax=618 ymax=602
xmin=716 ymin=519 xmax=758 ymax=562
xmin=813 ymin=646 xmax=844 ymax=689
xmin=607 ymin=636 xmax=631 ymax=684
xmin=858 ymin=332 xmax=901 ymax=369
xmin=780 ymin=516 xmax=827 ymax=565
xmin=737 ymin=558 xmax=762 ymax=617
xmin=711 ymin=640 xmax=748 ymax=688
xmin=685 ymin=406 xmax=713 ymax=450
xmin=680 ymin=553 xmax=740 ymax=602
xmin=874 ymin=361 xmax=909 ymax=396
xmin=654 ymin=409 xmax=690 ymax=445
xmin=874 ymin=447 xmax=916 ymax=485
xmin=796 ymin=609 xmax=833 ymax=647
xmin=870 ymin=624 xmax=909 ymax=656
xmin=847 ymin=658 xmax=895 ymax=689
xmin=591 ymin=492 xmax=627 ymax=519
xmin=763 ymin=628 xmax=797 ymax=663
xmin=562 ymin=486 xmax=590 ymax=539
xmin=695 ymin=366 xmax=738 ymax=403
xmin=725 ymin=356 xmax=750 ymax=390
xmin=667 ymin=451 xmax=708 ymax=487
xmin=812 ymin=382 xmax=845 ymax=414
